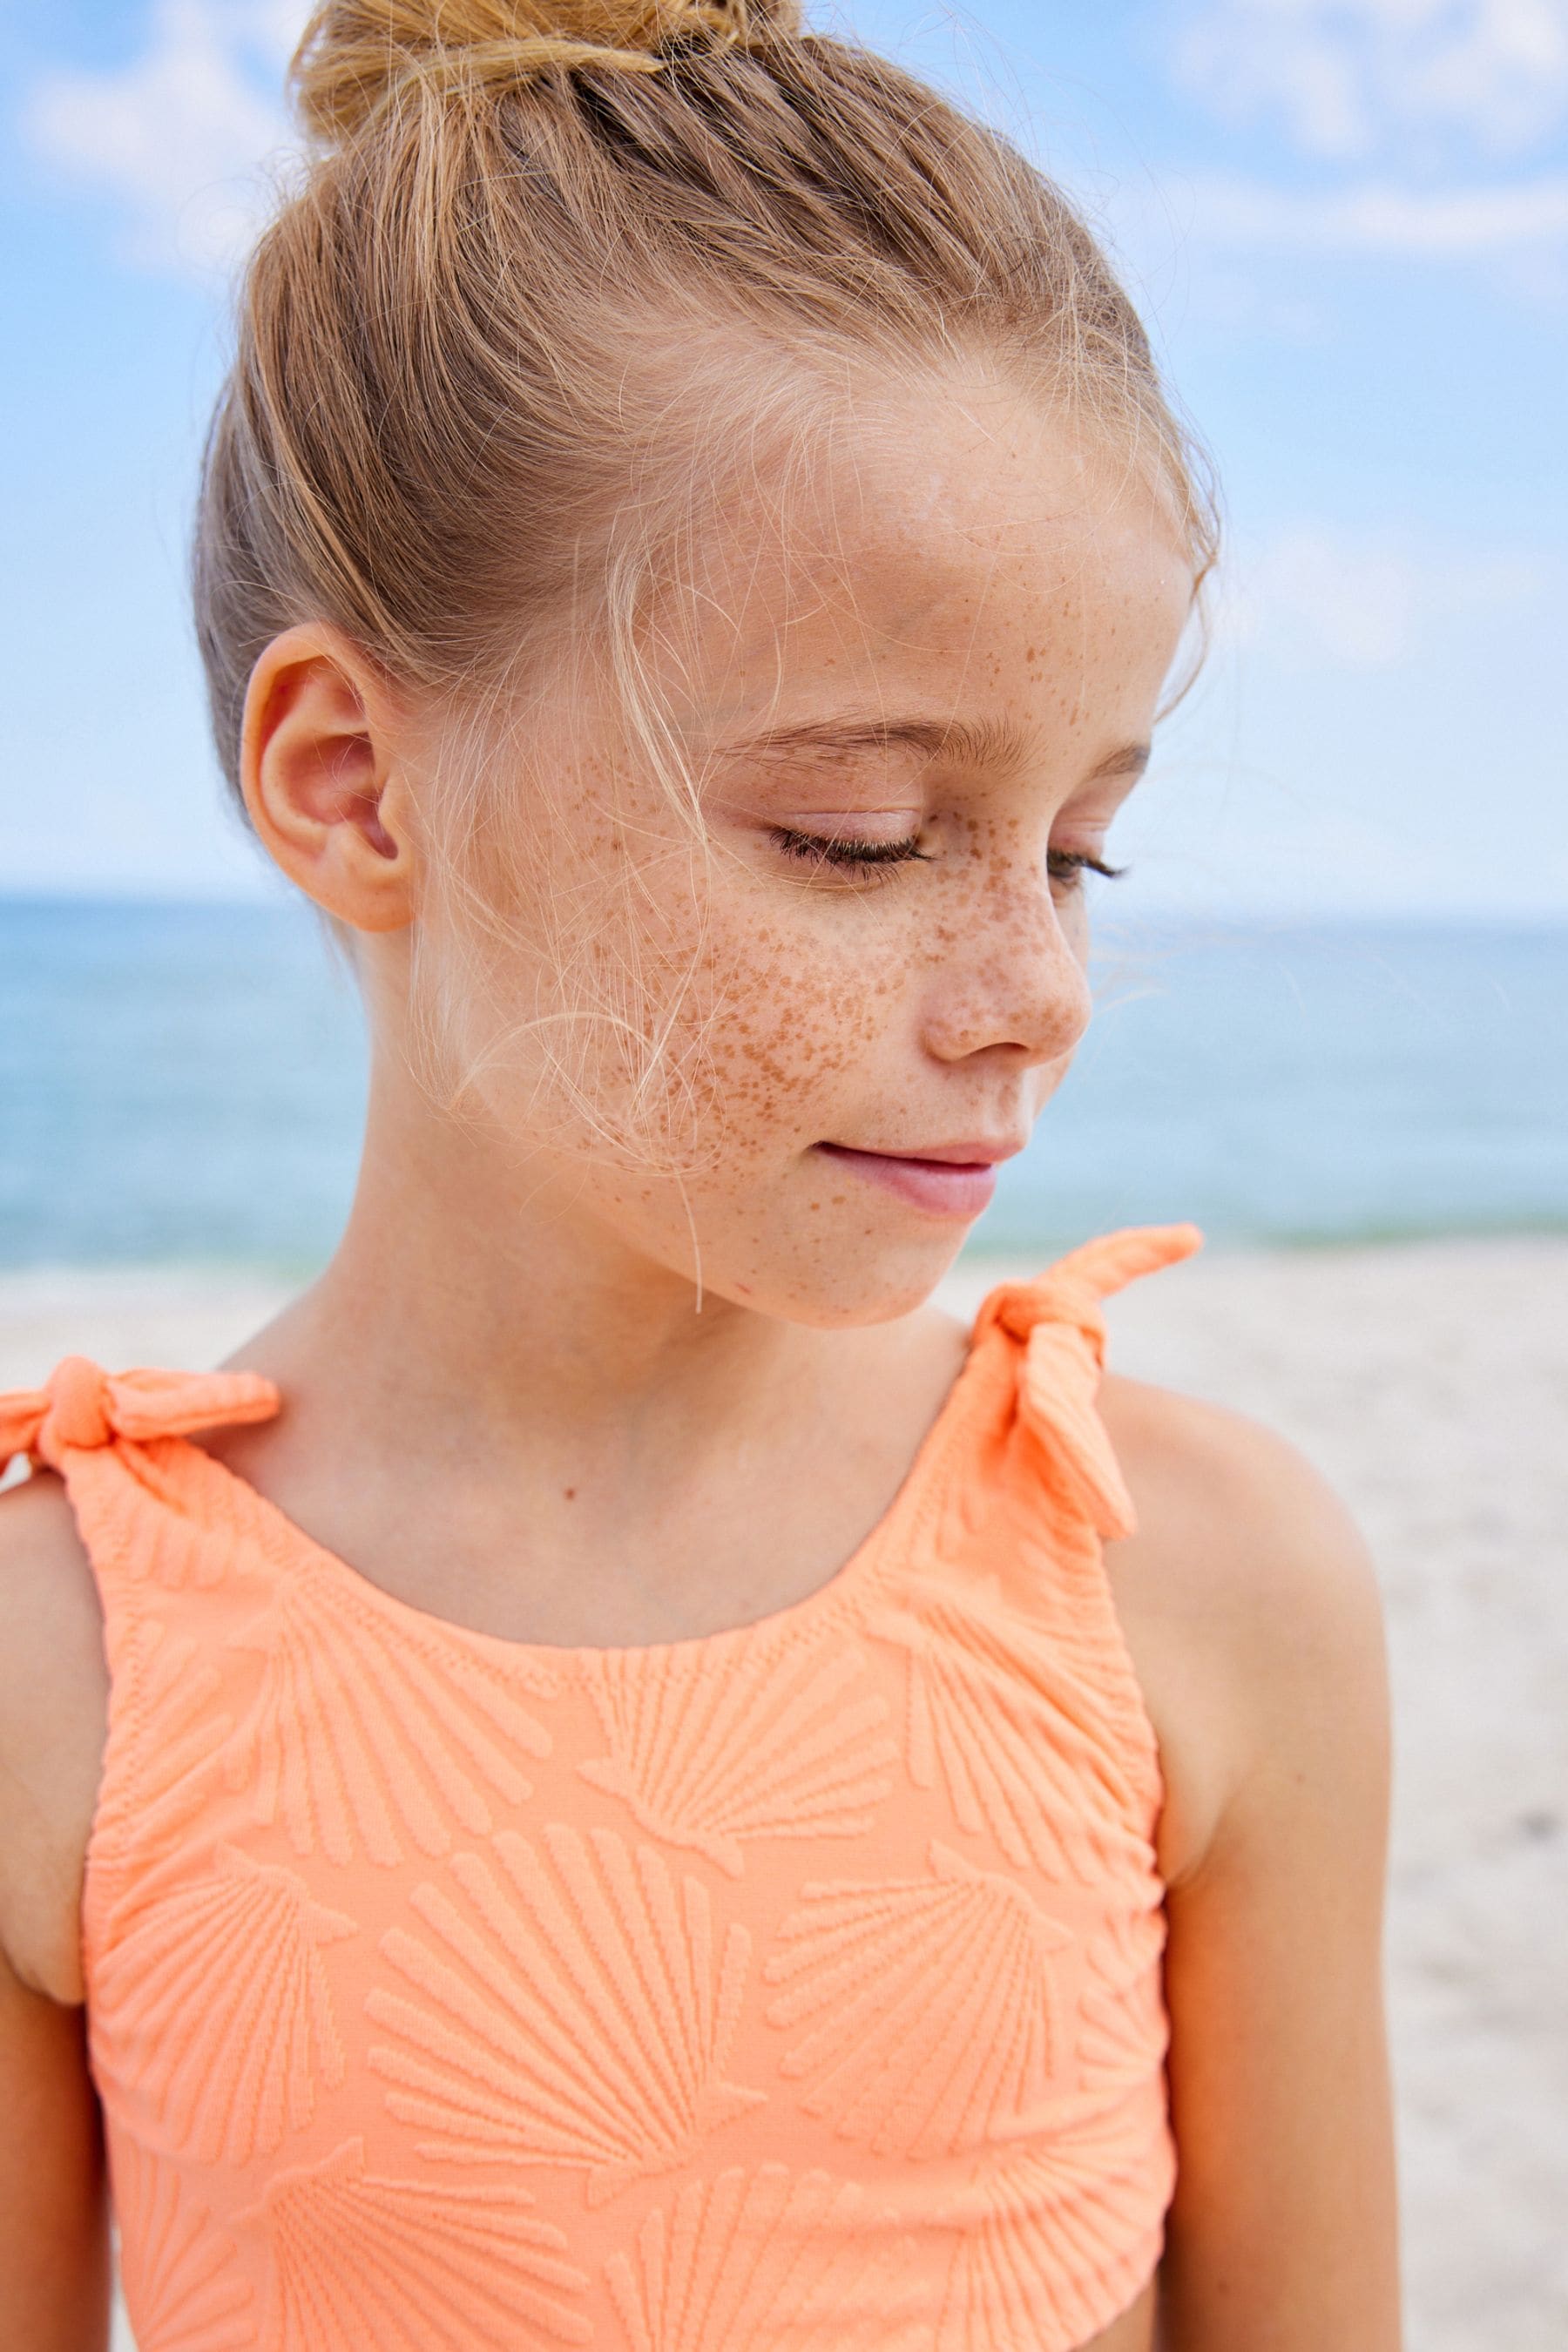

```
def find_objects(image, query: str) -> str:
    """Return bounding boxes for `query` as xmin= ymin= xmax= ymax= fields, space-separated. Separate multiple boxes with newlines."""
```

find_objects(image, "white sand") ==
xmin=4 ymin=1237 xmax=1563 ymax=2350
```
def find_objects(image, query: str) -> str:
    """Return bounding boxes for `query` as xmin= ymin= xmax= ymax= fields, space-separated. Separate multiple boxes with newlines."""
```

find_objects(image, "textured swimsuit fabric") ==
xmin=0 ymin=1220 xmax=1202 ymax=2352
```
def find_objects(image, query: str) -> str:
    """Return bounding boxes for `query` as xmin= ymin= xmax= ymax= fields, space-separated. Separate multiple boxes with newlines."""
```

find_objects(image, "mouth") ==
xmin=811 ymin=1138 xmax=1021 ymax=1220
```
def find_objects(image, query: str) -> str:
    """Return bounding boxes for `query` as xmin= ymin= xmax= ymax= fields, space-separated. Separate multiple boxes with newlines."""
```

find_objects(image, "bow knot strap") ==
xmin=1018 ymin=1319 xmax=1137 ymax=1538
xmin=0 ymin=1359 xmax=281 ymax=1477
xmin=975 ymin=1221 xmax=1205 ymax=1541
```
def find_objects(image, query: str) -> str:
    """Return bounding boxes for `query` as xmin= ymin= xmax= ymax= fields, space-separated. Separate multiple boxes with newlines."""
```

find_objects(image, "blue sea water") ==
xmin=0 ymin=896 xmax=1563 ymax=1273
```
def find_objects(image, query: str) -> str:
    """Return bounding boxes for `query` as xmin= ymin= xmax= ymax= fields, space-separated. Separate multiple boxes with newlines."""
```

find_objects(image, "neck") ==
xmin=213 ymin=1054 xmax=972 ymax=1646
xmin=269 ymin=1056 xmax=872 ymax=1483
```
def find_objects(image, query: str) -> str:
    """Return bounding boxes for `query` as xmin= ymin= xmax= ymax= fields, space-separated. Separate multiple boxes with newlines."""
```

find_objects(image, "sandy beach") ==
xmin=3 ymin=1235 xmax=1563 ymax=2352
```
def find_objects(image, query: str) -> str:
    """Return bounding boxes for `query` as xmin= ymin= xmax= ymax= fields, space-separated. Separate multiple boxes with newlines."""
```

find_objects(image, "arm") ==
xmin=0 ymin=1474 xmax=114 ymax=2352
xmin=1102 ymin=1380 xmax=1402 ymax=2350
xmin=0 ymin=1950 xmax=112 ymax=2352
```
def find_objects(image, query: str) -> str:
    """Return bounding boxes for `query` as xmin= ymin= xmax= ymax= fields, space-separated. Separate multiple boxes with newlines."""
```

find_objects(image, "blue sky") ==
xmin=3 ymin=0 xmax=1565 ymax=918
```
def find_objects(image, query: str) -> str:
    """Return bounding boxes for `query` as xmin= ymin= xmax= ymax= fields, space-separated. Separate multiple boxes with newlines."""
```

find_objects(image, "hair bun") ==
xmin=291 ymin=0 xmax=804 ymax=145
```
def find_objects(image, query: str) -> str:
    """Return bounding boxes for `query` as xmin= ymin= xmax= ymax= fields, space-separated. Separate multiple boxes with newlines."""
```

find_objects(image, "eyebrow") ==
xmin=723 ymin=714 xmax=1152 ymax=786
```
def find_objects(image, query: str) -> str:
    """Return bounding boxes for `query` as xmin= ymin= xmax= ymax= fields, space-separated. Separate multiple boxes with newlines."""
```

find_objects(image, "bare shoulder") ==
xmin=0 ymin=1472 xmax=110 ymax=2005
xmin=1094 ymin=1371 xmax=1392 ymax=1889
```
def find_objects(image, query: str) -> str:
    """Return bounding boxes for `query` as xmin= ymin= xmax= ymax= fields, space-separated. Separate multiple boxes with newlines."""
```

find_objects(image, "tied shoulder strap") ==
xmin=0 ymin=1355 xmax=281 ymax=1478
xmin=976 ymin=1221 xmax=1203 ymax=1540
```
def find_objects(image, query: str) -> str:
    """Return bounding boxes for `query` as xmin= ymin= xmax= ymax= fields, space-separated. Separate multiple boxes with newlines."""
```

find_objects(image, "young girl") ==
xmin=0 ymin=3 xmax=1402 ymax=2346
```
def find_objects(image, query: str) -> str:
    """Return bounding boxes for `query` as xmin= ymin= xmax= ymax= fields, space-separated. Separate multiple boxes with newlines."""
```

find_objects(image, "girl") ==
xmin=0 ymin=3 xmax=1401 ymax=2347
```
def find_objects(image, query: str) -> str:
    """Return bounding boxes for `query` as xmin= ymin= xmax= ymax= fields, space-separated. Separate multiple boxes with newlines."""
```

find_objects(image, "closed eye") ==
xmin=1049 ymin=850 xmax=1127 ymax=884
xmin=769 ymin=828 xmax=931 ymax=869
xmin=768 ymin=829 xmax=1128 ymax=885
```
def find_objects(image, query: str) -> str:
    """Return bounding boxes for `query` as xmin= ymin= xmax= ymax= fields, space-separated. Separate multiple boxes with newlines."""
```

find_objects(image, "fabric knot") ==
xmin=990 ymin=1268 xmax=1106 ymax=1355
xmin=0 ymin=1357 xmax=282 ymax=1479
xmin=987 ymin=1221 xmax=1204 ymax=1349
xmin=44 ymin=1354 xmax=112 ymax=1450
xmin=977 ymin=1221 xmax=1205 ymax=1542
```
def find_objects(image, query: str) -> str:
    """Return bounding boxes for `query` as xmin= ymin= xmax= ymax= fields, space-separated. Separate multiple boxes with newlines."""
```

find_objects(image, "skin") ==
xmin=0 ymin=367 xmax=1401 ymax=2349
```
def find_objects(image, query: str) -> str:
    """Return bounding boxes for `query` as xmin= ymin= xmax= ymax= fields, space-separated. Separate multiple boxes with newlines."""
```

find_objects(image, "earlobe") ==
xmin=240 ymin=623 xmax=417 ymax=934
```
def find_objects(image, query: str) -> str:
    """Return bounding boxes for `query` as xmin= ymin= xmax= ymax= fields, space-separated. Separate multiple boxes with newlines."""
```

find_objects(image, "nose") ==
xmin=919 ymin=881 xmax=1093 ymax=1068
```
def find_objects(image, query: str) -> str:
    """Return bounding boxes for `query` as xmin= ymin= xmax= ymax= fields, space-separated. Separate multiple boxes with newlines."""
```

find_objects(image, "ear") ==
xmin=240 ymin=624 xmax=418 ymax=934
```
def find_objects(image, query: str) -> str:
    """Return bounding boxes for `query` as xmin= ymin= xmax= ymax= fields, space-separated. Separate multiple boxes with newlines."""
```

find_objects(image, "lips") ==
xmin=811 ymin=1139 xmax=1019 ymax=1219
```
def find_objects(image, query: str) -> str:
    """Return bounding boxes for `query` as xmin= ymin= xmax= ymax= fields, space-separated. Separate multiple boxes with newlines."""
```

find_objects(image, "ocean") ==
xmin=1 ymin=896 xmax=1563 ymax=1273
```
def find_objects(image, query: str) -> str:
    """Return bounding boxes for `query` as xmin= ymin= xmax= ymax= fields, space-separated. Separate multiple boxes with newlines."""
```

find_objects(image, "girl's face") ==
xmin=436 ymin=372 xmax=1194 ymax=1323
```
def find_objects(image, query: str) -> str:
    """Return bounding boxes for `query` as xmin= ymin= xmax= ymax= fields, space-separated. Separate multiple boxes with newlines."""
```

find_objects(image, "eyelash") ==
xmin=771 ymin=828 xmax=933 ymax=870
xmin=768 ymin=828 xmax=1127 ymax=885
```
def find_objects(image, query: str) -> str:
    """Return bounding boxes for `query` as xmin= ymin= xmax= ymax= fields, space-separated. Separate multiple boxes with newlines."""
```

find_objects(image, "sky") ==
xmin=3 ymin=0 xmax=1566 ymax=920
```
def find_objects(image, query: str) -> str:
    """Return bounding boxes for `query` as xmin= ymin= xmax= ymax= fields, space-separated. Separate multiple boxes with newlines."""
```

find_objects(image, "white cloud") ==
xmin=23 ymin=0 xmax=308 ymax=278
xmin=1146 ymin=3 xmax=1568 ymax=310
xmin=1179 ymin=163 xmax=1568 ymax=253
xmin=1216 ymin=522 xmax=1553 ymax=666
xmin=1172 ymin=0 xmax=1568 ymax=163
xmin=1103 ymin=156 xmax=1568 ymax=331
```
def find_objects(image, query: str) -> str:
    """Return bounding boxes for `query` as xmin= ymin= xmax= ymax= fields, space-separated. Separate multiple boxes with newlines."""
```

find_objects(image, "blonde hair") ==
xmin=193 ymin=0 xmax=1220 ymax=1141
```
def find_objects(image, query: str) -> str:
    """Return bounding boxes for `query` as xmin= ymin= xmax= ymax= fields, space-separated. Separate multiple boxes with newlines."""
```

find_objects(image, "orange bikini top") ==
xmin=2 ymin=1221 xmax=1200 ymax=2352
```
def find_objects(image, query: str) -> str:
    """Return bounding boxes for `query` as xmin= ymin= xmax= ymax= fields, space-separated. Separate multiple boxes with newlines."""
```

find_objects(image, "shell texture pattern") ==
xmin=1 ymin=1223 xmax=1201 ymax=2349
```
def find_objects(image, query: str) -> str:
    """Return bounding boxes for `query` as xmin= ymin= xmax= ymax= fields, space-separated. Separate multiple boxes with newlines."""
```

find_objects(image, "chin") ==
xmin=720 ymin=1225 xmax=973 ymax=1328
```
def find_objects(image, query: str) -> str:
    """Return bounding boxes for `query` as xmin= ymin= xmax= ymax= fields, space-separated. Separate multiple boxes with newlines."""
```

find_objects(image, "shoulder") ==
xmin=0 ymin=1471 xmax=110 ymax=2004
xmin=1094 ymin=1371 xmax=1392 ymax=1890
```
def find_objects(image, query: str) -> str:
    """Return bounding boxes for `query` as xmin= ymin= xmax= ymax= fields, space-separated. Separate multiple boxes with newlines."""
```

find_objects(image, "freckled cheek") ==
xmin=677 ymin=912 xmax=911 ymax=1134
